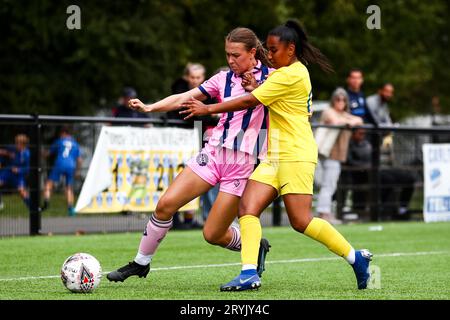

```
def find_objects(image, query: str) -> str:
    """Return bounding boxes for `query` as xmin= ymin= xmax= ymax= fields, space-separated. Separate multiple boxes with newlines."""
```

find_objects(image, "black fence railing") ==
xmin=0 ymin=114 xmax=189 ymax=237
xmin=312 ymin=123 xmax=450 ymax=223
xmin=1 ymin=114 xmax=450 ymax=236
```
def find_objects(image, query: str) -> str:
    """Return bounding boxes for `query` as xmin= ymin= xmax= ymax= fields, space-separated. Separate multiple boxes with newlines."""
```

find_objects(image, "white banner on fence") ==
xmin=422 ymin=143 xmax=450 ymax=222
xmin=75 ymin=126 xmax=200 ymax=214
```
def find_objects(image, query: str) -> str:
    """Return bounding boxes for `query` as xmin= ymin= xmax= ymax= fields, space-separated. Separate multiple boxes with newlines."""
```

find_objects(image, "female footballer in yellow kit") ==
xmin=181 ymin=19 xmax=373 ymax=291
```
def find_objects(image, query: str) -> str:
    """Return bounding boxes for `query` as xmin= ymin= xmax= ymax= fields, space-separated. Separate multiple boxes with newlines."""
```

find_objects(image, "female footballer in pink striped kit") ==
xmin=107 ymin=27 xmax=274 ymax=283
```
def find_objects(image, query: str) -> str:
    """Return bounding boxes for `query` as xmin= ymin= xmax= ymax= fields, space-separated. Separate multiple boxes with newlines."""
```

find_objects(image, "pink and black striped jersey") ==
xmin=198 ymin=60 xmax=273 ymax=159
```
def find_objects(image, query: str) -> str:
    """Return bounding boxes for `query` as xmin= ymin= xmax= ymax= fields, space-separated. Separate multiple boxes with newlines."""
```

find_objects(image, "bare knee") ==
xmin=290 ymin=215 xmax=313 ymax=233
xmin=238 ymin=200 xmax=255 ymax=218
xmin=202 ymin=227 xmax=223 ymax=245
xmin=154 ymin=195 xmax=176 ymax=220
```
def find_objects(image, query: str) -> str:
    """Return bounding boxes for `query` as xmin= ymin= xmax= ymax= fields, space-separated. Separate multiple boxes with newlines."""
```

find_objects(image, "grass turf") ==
xmin=0 ymin=193 xmax=73 ymax=217
xmin=0 ymin=221 xmax=449 ymax=300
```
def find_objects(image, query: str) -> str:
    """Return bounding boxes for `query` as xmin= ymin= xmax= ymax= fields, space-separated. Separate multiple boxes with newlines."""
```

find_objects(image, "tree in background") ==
xmin=0 ymin=0 xmax=448 ymax=120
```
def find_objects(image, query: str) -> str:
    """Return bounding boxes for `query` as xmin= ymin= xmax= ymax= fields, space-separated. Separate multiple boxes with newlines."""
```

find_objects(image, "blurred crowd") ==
xmin=1 ymin=64 xmax=448 ymax=226
xmin=314 ymin=69 xmax=430 ymax=224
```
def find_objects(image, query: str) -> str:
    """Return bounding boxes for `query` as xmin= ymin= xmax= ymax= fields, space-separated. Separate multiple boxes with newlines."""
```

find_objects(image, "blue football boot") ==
xmin=352 ymin=249 xmax=373 ymax=289
xmin=220 ymin=269 xmax=261 ymax=291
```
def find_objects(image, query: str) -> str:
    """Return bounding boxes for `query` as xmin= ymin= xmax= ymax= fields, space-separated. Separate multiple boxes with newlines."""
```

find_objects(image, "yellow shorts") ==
xmin=250 ymin=161 xmax=316 ymax=195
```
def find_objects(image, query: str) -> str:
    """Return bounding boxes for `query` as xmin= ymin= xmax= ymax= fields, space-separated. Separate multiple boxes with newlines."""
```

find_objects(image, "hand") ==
xmin=346 ymin=117 xmax=363 ymax=128
xmin=179 ymin=97 xmax=210 ymax=120
xmin=241 ymin=72 xmax=258 ymax=92
xmin=11 ymin=167 xmax=18 ymax=174
xmin=128 ymin=99 xmax=150 ymax=113
xmin=351 ymin=119 xmax=363 ymax=127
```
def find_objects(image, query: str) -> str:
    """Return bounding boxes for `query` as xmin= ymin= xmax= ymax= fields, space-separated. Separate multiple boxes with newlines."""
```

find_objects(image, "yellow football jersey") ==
xmin=252 ymin=61 xmax=318 ymax=162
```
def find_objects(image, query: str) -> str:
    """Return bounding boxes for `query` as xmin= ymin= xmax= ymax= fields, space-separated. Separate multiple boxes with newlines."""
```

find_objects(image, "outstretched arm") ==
xmin=323 ymin=109 xmax=363 ymax=127
xmin=128 ymin=88 xmax=206 ymax=113
xmin=179 ymin=93 xmax=260 ymax=120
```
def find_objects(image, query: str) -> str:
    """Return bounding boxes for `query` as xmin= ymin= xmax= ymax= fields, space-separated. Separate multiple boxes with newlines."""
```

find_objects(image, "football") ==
xmin=60 ymin=253 xmax=102 ymax=293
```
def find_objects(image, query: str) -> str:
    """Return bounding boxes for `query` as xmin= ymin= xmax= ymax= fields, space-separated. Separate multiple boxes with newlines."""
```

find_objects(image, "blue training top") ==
xmin=49 ymin=137 xmax=81 ymax=170
xmin=5 ymin=146 xmax=30 ymax=176
xmin=346 ymin=89 xmax=374 ymax=124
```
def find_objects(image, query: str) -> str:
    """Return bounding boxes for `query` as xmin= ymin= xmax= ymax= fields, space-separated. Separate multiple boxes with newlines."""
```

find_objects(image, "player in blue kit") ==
xmin=42 ymin=127 xmax=82 ymax=216
xmin=0 ymin=134 xmax=31 ymax=209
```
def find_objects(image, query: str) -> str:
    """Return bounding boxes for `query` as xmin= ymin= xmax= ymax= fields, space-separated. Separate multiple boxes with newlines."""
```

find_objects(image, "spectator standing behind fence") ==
xmin=347 ymin=128 xmax=415 ymax=220
xmin=168 ymin=63 xmax=220 ymax=229
xmin=113 ymin=87 xmax=148 ymax=119
xmin=42 ymin=127 xmax=82 ymax=216
xmin=170 ymin=63 xmax=191 ymax=96
xmin=167 ymin=63 xmax=219 ymax=128
xmin=366 ymin=83 xmax=396 ymax=164
xmin=345 ymin=69 xmax=376 ymax=125
xmin=366 ymin=83 xmax=395 ymax=126
xmin=0 ymin=134 xmax=30 ymax=210
xmin=431 ymin=96 xmax=445 ymax=126
xmin=429 ymin=96 xmax=450 ymax=143
xmin=315 ymin=88 xmax=362 ymax=225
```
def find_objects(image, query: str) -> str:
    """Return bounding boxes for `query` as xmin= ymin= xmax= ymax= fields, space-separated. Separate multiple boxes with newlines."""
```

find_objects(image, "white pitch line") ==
xmin=0 ymin=275 xmax=60 ymax=281
xmin=0 ymin=250 xmax=447 ymax=282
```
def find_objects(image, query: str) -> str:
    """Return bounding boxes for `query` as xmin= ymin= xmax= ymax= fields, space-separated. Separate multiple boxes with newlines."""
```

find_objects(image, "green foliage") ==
xmin=0 ymin=0 xmax=448 ymax=120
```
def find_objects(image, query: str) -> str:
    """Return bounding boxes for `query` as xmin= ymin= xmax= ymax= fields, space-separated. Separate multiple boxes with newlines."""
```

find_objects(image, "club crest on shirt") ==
xmin=196 ymin=153 xmax=209 ymax=167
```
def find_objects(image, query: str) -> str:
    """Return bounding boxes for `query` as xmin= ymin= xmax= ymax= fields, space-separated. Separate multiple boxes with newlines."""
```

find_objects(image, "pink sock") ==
xmin=137 ymin=214 xmax=173 ymax=256
xmin=225 ymin=225 xmax=241 ymax=251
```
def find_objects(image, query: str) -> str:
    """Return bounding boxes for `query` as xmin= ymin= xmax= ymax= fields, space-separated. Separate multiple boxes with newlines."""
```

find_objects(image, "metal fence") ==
xmin=326 ymin=124 xmax=450 ymax=222
xmin=1 ymin=114 xmax=449 ymax=236
xmin=0 ymin=114 xmax=190 ymax=237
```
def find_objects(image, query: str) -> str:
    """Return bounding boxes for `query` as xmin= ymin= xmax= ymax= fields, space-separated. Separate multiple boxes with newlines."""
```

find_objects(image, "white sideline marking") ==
xmin=0 ymin=250 xmax=446 ymax=282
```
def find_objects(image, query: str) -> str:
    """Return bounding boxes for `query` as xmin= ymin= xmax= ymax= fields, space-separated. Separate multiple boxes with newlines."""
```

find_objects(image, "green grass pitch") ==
xmin=0 ymin=221 xmax=449 ymax=300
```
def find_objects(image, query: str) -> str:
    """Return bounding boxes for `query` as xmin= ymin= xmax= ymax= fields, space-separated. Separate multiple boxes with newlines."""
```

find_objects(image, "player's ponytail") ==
xmin=255 ymin=38 xmax=272 ymax=68
xmin=269 ymin=19 xmax=334 ymax=73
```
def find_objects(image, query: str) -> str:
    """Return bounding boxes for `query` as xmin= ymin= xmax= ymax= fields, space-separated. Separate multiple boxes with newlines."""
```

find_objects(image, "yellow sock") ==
xmin=304 ymin=217 xmax=352 ymax=258
xmin=239 ymin=215 xmax=262 ymax=266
